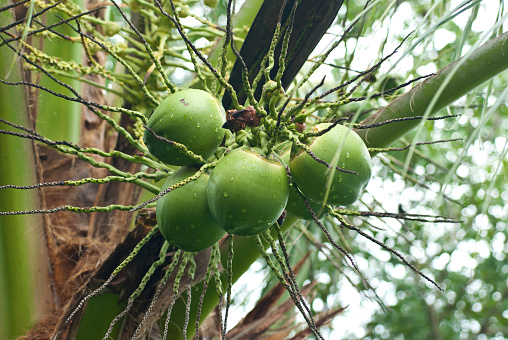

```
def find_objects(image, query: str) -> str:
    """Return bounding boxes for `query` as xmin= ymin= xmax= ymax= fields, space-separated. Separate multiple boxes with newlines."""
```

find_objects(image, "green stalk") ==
xmin=35 ymin=1 xmax=84 ymax=144
xmin=166 ymin=213 xmax=299 ymax=339
xmin=356 ymin=31 xmax=508 ymax=150
xmin=0 ymin=8 xmax=52 ymax=339
xmin=75 ymin=293 xmax=126 ymax=340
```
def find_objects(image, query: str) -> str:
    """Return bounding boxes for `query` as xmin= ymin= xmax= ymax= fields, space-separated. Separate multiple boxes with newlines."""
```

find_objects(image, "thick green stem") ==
xmin=166 ymin=213 xmax=298 ymax=339
xmin=356 ymin=31 xmax=508 ymax=150
xmin=75 ymin=293 xmax=126 ymax=340
xmin=36 ymin=1 xmax=84 ymax=144
xmin=0 ymin=8 xmax=52 ymax=339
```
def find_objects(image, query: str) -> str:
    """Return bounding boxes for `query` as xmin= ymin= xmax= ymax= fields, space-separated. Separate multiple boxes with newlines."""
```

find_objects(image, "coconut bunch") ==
xmin=143 ymin=87 xmax=372 ymax=252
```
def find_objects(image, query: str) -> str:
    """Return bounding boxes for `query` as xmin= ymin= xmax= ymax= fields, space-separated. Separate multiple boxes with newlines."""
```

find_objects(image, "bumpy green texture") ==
xmin=207 ymin=147 xmax=289 ymax=236
xmin=290 ymin=123 xmax=372 ymax=206
xmin=279 ymin=146 xmax=324 ymax=220
xmin=156 ymin=167 xmax=226 ymax=252
xmin=144 ymin=89 xmax=226 ymax=166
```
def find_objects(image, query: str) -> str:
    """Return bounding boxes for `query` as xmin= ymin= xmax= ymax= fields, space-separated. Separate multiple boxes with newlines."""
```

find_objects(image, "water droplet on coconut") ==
xmin=197 ymin=123 xmax=201 ymax=128
xmin=230 ymin=177 xmax=234 ymax=181
xmin=346 ymin=152 xmax=350 ymax=159
xmin=193 ymin=193 xmax=197 ymax=198
xmin=242 ymin=165 xmax=246 ymax=170
xmin=223 ymin=192 xmax=228 ymax=197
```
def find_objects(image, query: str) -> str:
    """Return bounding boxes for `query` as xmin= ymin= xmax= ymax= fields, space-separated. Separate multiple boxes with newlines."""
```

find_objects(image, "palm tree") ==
xmin=1 ymin=0 xmax=507 ymax=338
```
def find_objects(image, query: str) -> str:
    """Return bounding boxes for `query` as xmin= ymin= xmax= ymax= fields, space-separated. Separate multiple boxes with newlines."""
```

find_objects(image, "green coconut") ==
xmin=156 ymin=166 xmax=226 ymax=252
xmin=207 ymin=147 xmax=289 ymax=236
xmin=144 ymin=89 xmax=226 ymax=166
xmin=279 ymin=144 xmax=325 ymax=220
xmin=289 ymin=123 xmax=372 ymax=206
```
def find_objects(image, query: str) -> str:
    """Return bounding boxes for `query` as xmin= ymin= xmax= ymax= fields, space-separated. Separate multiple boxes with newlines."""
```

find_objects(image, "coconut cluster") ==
xmin=144 ymin=89 xmax=372 ymax=252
